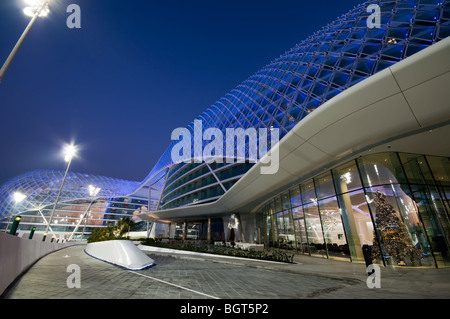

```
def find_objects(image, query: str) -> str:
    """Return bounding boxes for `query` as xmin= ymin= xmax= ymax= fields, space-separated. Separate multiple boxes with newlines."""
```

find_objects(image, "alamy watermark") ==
xmin=61 ymin=3 xmax=380 ymax=30
xmin=171 ymin=120 xmax=280 ymax=174
xmin=366 ymin=264 xmax=381 ymax=289
xmin=66 ymin=264 xmax=81 ymax=289
xmin=66 ymin=4 xmax=81 ymax=29
xmin=367 ymin=4 xmax=381 ymax=29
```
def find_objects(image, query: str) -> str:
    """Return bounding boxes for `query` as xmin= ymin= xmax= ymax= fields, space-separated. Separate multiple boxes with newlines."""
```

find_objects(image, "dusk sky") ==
xmin=0 ymin=0 xmax=363 ymax=185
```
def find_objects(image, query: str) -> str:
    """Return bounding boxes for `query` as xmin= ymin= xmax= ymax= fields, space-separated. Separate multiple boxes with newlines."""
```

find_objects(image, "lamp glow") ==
xmin=13 ymin=192 xmax=27 ymax=203
xmin=25 ymin=0 xmax=44 ymax=5
xmin=340 ymin=172 xmax=352 ymax=184
xmin=23 ymin=6 xmax=49 ymax=17
xmin=46 ymin=142 xmax=77 ymax=235
xmin=64 ymin=144 xmax=77 ymax=162
xmin=88 ymin=185 xmax=101 ymax=197
xmin=23 ymin=0 xmax=50 ymax=17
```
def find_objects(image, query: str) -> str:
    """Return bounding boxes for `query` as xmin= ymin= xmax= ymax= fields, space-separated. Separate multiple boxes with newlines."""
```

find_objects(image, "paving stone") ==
xmin=2 ymin=244 xmax=450 ymax=300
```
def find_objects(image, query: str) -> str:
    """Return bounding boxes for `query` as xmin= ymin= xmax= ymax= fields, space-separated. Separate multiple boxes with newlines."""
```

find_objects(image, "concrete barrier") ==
xmin=0 ymin=232 xmax=81 ymax=296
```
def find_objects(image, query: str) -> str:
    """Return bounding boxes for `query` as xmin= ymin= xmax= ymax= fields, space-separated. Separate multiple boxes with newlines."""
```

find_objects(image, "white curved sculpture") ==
xmin=85 ymin=240 xmax=154 ymax=270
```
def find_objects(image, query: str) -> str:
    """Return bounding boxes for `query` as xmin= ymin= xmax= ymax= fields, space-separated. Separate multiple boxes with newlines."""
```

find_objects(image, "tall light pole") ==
xmin=4 ymin=191 xmax=27 ymax=233
xmin=68 ymin=185 xmax=101 ymax=241
xmin=44 ymin=144 xmax=77 ymax=238
xmin=0 ymin=0 xmax=50 ymax=84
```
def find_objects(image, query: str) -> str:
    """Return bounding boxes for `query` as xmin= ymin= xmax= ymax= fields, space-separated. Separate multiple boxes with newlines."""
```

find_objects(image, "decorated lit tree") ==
xmin=371 ymin=191 xmax=422 ymax=266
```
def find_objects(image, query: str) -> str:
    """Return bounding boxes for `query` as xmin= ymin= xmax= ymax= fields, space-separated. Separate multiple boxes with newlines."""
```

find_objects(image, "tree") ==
xmin=371 ymin=191 xmax=422 ymax=266
xmin=87 ymin=217 xmax=136 ymax=243
xmin=117 ymin=217 xmax=136 ymax=237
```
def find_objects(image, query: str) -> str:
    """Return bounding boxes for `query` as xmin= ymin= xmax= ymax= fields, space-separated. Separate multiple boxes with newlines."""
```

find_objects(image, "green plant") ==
xmin=87 ymin=217 xmax=136 ymax=243
xmin=139 ymin=239 xmax=295 ymax=263
xmin=116 ymin=216 xmax=136 ymax=236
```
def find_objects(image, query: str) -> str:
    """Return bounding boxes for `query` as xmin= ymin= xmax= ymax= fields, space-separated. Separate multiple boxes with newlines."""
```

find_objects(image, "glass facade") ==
xmin=139 ymin=0 xmax=450 ymax=212
xmin=257 ymin=152 xmax=450 ymax=268
xmin=160 ymin=162 xmax=253 ymax=209
xmin=1 ymin=0 xmax=448 ymax=257
xmin=0 ymin=170 xmax=148 ymax=240
xmin=171 ymin=219 xmax=225 ymax=241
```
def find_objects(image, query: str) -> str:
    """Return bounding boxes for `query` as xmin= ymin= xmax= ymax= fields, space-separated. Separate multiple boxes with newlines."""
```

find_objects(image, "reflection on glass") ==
xmin=292 ymin=206 xmax=308 ymax=254
xmin=357 ymin=153 xmax=407 ymax=187
xmin=304 ymin=202 xmax=326 ymax=258
xmin=366 ymin=186 xmax=433 ymax=267
xmin=427 ymin=156 xmax=450 ymax=188
xmin=409 ymin=186 xmax=450 ymax=267
xmin=332 ymin=161 xmax=363 ymax=194
xmin=290 ymin=186 xmax=302 ymax=208
xmin=337 ymin=190 xmax=379 ymax=263
xmin=268 ymin=200 xmax=274 ymax=215
xmin=291 ymin=205 xmax=303 ymax=219
xmin=401 ymin=153 xmax=450 ymax=267
xmin=275 ymin=210 xmax=295 ymax=249
xmin=282 ymin=191 xmax=291 ymax=211
xmin=315 ymin=171 xmax=335 ymax=199
xmin=267 ymin=214 xmax=273 ymax=246
xmin=294 ymin=219 xmax=308 ymax=254
xmin=318 ymin=197 xmax=350 ymax=261
xmin=301 ymin=179 xmax=316 ymax=205
xmin=274 ymin=195 xmax=282 ymax=213
xmin=259 ymin=152 xmax=450 ymax=268
xmin=400 ymin=153 xmax=435 ymax=185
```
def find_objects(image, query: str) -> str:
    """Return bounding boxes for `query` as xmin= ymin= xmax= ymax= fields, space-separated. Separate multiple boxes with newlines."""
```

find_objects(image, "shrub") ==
xmin=87 ymin=217 xmax=136 ymax=243
xmin=140 ymin=239 xmax=294 ymax=263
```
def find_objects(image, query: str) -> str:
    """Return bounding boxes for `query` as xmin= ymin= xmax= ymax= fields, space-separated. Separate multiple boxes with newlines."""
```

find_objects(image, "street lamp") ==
xmin=23 ymin=0 xmax=50 ymax=17
xmin=68 ymin=185 xmax=101 ymax=241
xmin=4 ymin=191 xmax=27 ymax=233
xmin=0 ymin=0 xmax=50 ymax=84
xmin=44 ymin=143 xmax=77 ymax=238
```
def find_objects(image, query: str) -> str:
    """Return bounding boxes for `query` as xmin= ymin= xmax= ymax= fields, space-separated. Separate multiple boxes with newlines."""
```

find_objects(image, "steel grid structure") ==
xmin=135 ymin=0 xmax=450 ymax=211
xmin=1 ymin=0 xmax=449 ymax=235
xmin=0 ymin=170 xmax=148 ymax=239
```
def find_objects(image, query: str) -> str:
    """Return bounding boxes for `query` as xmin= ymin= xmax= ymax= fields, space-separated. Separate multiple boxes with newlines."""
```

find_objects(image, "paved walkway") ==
xmin=2 ymin=244 xmax=450 ymax=299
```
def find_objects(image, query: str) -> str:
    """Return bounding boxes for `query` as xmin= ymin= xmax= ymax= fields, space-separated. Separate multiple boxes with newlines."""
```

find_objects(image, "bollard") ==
xmin=28 ymin=227 xmax=36 ymax=239
xmin=9 ymin=216 xmax=22 ymax=236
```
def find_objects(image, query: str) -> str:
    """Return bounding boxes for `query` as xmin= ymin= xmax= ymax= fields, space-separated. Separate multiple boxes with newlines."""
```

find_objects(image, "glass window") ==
xmin=357 ymin=153 xmax=407 ymax=187
xmin=304 ymin=201 xmax=326 ymax=258
xmin=267 ymin=200 xmax=274 ymax=216
xmin=274 ymin=195 xmax=282 ymax=213
xmin=427 ymin=156 xmax=450 ymax=189
xmin=261 ymin=153 xmax=450 ymax=268
xmin=271 ymin=210 xmax=278 ymax=247
xmin=315 ymin=171 xmax=335 ymax=199
xmin=275 ymin=212 xmax=284 ymax=245
xmin=301 ymin=179 xmax=316 ymax=204
xmin=337 ymin=189 xmax=380 ymax=264
xmin=400 ymin=154 xmax=450 ymax=267
xmin=275 ymin=210 xmax=295 ymax=250
xmin=332 ymin=160 xmax=363 ymax=194
xmin=365 ymin=185 xmax=434 ymax=267
xmin=292 ymin=207 xmax=308 ymax=255
xmin=400 ymin=153 xmax=435 ymax=185
xmin=266 ymin=213 xmax=273 ymax=246
xmin=289 ymin=186 xmax=302 ymax=208
xmin=318 ymin=197 xmax=351 ymax=261
xmin=408 ymin=184 xmax=450 ymax=267
xmin=291 ymin=205 xmax=304 ymax=220
xmin=281 ymin=191 xmax=291 ymax=210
